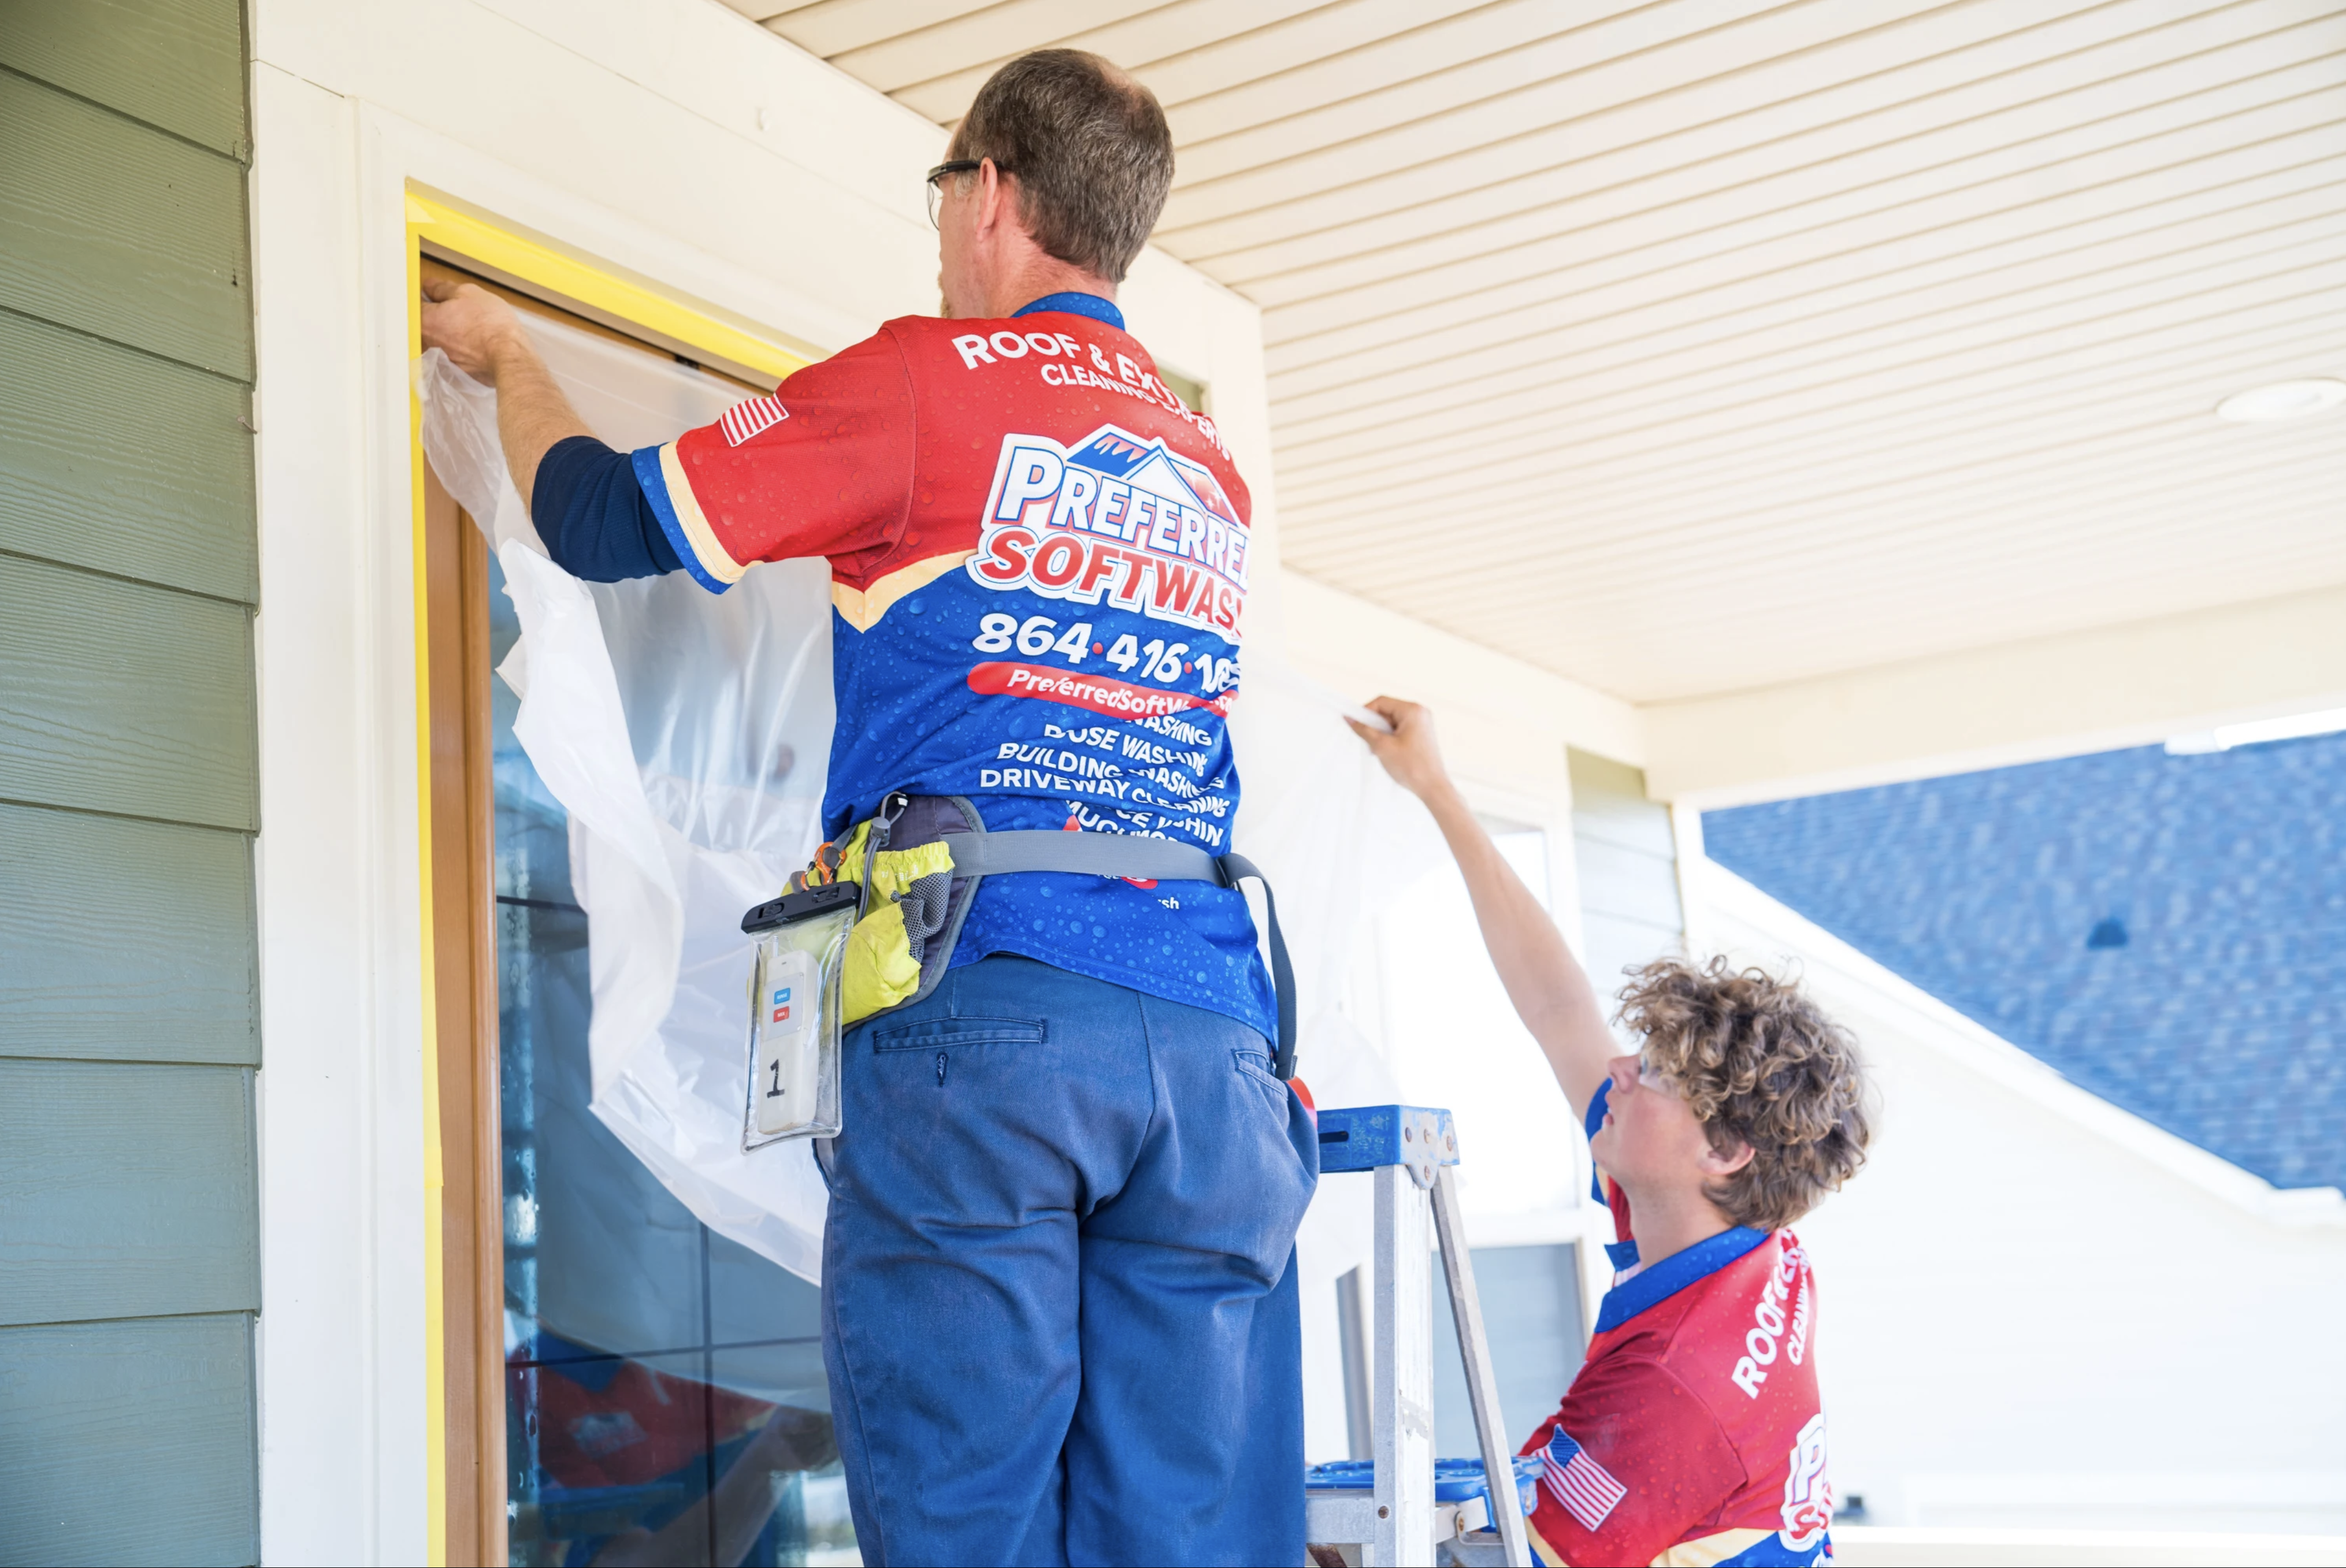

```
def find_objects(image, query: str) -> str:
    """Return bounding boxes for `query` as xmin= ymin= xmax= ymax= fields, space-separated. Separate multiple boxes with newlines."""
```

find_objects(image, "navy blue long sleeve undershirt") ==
xmin=531 ymin=434 xmax=681 ymax=581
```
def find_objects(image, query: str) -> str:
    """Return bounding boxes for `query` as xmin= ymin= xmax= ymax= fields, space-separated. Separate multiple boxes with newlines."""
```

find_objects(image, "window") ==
xmin=419 ymin=254 xmax=853 ymax=1565
xmin=492 ymin=549 xmax=853 ymax=1565
xmin=1335 ymin=812 xmax=1596 ymax=1456
xmin=1360 ymin=815 xmax=1582 ymax=1220
xmin=1431 ymin=1243 xmax=1586 ymax=1455
xmin=1335 ymin=1243 xmax=1587 ymax=1460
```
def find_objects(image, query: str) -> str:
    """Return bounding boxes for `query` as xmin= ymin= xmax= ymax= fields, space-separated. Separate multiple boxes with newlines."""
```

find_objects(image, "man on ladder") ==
xmin=424 ymin=51 xmax=1313 ymax=1567
xmin=1350 ymin=698 xmax=1872 ymax=1568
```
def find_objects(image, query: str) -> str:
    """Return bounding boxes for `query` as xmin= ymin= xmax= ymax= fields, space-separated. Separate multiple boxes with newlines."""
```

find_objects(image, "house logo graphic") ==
xmin=1062 ymin=428 xmax=1243 ymax=535
xmin=965 ymin=423 xmax=1249 ymax=640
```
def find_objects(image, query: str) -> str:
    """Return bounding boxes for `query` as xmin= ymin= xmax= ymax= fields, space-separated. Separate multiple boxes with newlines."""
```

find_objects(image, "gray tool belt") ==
xmin=866 ymin=793 xmax=1299 ymax=1078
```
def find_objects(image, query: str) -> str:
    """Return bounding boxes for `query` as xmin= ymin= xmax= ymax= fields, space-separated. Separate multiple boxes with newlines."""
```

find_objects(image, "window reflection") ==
xmin=491 ymin=555 xmax=852 ymax=1565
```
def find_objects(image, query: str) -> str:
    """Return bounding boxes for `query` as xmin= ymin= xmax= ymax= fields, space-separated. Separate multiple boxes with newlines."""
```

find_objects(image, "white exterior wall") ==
xmin=244 ymin=3 xmax=1322 ymax=1559
xmin=1693 ymin=859 xmax=2346 ymax=1537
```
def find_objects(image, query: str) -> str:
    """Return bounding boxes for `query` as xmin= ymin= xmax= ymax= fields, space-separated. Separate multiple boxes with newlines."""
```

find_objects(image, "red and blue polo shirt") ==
xmin=1520 ymin=1081 xmax=1836 ymax=1566
xmin=629 ymin=295 xmax=1275 ymax=1038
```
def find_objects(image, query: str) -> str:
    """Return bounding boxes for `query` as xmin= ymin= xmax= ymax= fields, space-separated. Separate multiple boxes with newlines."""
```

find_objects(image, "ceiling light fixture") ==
xmin=2214 ymin=377 xmax=2346 ymax=422
xmin=2165 ymin=704 xmax=2346 ymax=755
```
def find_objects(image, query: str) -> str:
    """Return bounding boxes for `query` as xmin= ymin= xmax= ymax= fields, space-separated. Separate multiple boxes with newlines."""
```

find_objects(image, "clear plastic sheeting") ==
xmin=421 ymin=314 xmax=835 ymax=1282
xmin=1228 ymin=662 xmax=1449 ymax=1297
xmin=420 ymin=311 xmax=1446 ymax=1290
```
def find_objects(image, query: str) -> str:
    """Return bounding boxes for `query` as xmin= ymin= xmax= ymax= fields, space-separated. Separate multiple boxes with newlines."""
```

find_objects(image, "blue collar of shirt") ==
xmin=1015 ymin=292 xmax=1123 ymax=330
xmin=1584 ymin=1078 xmax=1612 ymax=1199
xmin=1586 ymin=1079 xmax=1638 ymax=1270
xmin=1594 ymin=1224 xmax=1770 ymax=1336
xmin=1583 ymin=1077 xmax=1770 ymax=1333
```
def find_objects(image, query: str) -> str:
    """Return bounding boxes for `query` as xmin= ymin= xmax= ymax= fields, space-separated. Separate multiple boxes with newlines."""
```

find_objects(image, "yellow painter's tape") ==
xmin=407 ymin=192 xmax=811 ymax=384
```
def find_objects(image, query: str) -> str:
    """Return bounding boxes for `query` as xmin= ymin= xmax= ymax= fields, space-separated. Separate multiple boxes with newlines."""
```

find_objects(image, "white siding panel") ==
xmin=1264 ymin=84 xmax=2346 ymax=380
xmin=1271 ymin=179 xmax=2346 ymax=467
xmin=888 ymin=0 xmax=1338 ymax=126
xmin=1139 ymin=0 xmax=1488 ymax=110
xmin=1204 ymin=0 xmax=2291 ymax=287
xmin=1280 ymin=271 xmax=2346 ymax=547
xmin=831 ymin=0 xmax=1167 ymax=95
xmin=1271 ymin=273 xmax=2346 ymax=502
xmin=762 ymin=0 xmax=999 ymax=62
xmin=1257 ymin=24 xmax=2346 ymax=336
xmin=1165 ymin=0 xmax=1898 ymax=226
xmin=1163 ymin=0 xmax=1670 ymax=178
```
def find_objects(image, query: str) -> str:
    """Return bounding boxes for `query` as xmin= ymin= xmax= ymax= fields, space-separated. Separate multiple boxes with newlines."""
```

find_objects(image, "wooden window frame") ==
xmin=421 ymin=445 xmax=504 ymax=1566
xmin=406 ymin=198 xmax=805 ymax=1567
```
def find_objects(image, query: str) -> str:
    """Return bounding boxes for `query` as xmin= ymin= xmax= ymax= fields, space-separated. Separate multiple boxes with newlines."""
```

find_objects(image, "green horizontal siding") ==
xmin=0 ymin=70 xmax=251 ymax=379
xmin=0 ymin=1314 xmax=258 ymax=1566
xmin=0 ymin=1060 xmax=258 ymax=1327
xmin=0 ymin=307 xmax=257 ymax=603
xmin=0 ymin=0 xmax=247 ymax=156
xmin=0 ymin=801 xmax=256 ymax=1064
xmin=0 ymin=8 xmax=259 ymax=1555
xmin=0 ymin=552 xmax=255 ymax=831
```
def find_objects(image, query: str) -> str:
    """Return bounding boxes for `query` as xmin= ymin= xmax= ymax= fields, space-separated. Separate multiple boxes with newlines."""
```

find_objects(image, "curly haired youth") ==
xmin=1620 ymin=957 xmax=1870 ymax=1231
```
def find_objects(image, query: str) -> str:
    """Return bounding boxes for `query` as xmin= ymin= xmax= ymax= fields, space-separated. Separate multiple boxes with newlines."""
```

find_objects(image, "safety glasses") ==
xmin=926 ymin=158 xmax=1009 ymax=227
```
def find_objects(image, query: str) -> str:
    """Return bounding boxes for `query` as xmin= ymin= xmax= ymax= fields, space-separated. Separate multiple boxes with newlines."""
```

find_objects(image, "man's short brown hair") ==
xmin=949 ymin=50 xmax=1174 ymax=284
xmin=1620 ymin=957 xmax=1870 ymax=1231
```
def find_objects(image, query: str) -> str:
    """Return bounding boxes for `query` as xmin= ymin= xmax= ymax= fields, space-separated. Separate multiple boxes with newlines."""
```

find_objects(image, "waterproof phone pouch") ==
xmin=741 ymin=882 xmax=858 ymax=1149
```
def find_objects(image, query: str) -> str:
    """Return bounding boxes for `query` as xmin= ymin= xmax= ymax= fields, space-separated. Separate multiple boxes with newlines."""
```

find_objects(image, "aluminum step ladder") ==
xmin=1306 ymin=1105 xmax=1533 ymax=1568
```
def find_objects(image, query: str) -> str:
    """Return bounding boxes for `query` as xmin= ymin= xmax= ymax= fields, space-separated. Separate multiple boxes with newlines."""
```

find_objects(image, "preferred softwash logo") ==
xmin=965 ymin=424 xmax=1249 ymax=640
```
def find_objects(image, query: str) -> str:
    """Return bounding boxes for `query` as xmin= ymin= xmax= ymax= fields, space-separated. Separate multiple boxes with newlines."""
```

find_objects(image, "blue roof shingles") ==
xmin=1702 ymin=734 xmax=2346 ymax=1191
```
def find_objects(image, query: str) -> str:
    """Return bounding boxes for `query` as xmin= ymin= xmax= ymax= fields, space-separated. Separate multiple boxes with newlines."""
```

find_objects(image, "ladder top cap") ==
xmin=1315 ymin=1104 xmax=1460 ymax=1176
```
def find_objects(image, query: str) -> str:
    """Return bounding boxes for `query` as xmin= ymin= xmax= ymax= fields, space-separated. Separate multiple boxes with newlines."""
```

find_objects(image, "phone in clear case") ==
xmin=741 ymin=882 xmax=857 ymax=1149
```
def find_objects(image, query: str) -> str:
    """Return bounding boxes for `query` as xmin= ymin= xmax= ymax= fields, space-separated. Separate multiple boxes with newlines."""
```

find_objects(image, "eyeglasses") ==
xmin=926 ymin=158 xmax=1008 ymax=228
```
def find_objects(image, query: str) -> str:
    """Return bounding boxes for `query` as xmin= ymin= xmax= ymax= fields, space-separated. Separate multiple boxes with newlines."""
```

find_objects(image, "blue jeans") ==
xmin=816 ymin=955 xmax=1319 ymax=1566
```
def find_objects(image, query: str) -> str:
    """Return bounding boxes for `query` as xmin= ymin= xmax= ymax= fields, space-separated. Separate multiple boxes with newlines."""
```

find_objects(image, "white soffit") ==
xmin=727 ymin=0 xmax=2346 ymax=704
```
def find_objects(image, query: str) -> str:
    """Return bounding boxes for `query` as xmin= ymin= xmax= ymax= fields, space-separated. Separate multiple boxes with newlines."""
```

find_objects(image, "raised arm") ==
xmin=419 ymin=279 xmax=684 ymax=581
xmin=419 ymin=278 xmax=593 ymax=508
xmin=1348 ymin=697 xmax=1617 ymax=1119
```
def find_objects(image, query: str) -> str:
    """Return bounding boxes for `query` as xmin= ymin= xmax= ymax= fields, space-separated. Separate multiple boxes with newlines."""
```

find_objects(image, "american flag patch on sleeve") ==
xmin=1542 ymin=1429 xmax=1627 ymax=1531
xmin=719 ymin=393 xmax=789 ymax=447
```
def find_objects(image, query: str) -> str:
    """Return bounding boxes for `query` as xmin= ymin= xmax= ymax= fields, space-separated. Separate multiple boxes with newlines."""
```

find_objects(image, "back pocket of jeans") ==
xmin=869 ymin=1016 xmax=1045 ymax=1052
xmin=1233 ymin=1048 xmax=1286 ymax=1093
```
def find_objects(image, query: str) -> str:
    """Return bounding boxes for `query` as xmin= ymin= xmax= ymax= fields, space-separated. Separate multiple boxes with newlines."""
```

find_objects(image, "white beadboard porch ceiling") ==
xmin=725 ymin=0 xmax=2346 ymax=704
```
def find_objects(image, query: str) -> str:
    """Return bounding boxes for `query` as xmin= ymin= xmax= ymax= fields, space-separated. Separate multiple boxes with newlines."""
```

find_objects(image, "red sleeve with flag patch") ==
xmin=640 ymin=328 xmax=917 ymax=588
xmin=1521 ymin=1354 xmax=1744 ymax=1566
